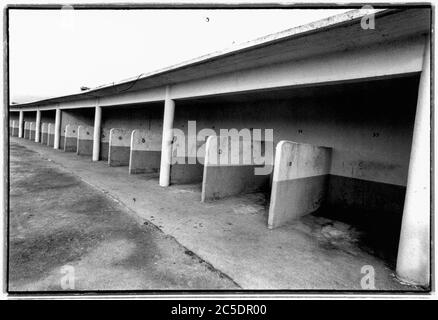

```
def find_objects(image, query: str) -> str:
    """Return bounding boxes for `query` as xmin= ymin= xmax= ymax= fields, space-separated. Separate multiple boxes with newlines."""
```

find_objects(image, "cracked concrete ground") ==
xmin=9 ymin=137 xmax=421 ymax=291
xmin=8 ymin=142 xmax=238 ymax=291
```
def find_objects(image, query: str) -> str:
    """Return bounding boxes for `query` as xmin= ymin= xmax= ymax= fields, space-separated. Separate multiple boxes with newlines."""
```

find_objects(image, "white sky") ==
xmin=9 ymin=8 xmax=349 ymax=103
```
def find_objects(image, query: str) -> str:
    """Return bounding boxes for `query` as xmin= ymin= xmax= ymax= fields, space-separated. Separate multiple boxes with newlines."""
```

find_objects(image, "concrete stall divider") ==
xmin=12 ymin=120 xmax=18 ymax=137
xmin=64 ymin=124 xmax=78 ymax=152
xmin=47 ymin=123 xmax=55 ymax=147
xmin=23 ymin=122 xmax=29 ymax=139
xmin=129 ymin=129 xmax=162 ymax=174
xmin=41 ymin=123 xmax=48 ymax=145
xmin=100 ymin=128 xmax=111 ymax=161
xmin=76 ymin=125 xmax=94 ymax=156
xmin=201 ymin=135 xmax=273 ymax=202
xmin=29 ymin=122 xmax=35 ymax=141
xmin=268 ymin=141 xmax=332 ymax=229
xmin=108 ymin=128 xmax=132 ymax=167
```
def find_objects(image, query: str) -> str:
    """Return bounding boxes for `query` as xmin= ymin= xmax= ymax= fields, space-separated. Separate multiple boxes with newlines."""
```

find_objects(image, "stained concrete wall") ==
xmin=47 ymin=123 xmax=55 ymax=147
xmin=170 ymin=137 xmax=205 ymax=185
xmin=77 ymin=125 xmax=94 ymax=156
xmin=268 ymin=141 xmax=332 ymax=228
xmin=100 ymin=103 xmax=163 ymax=161
xmin=10 ymin=112 xmax=19 ymax=136
xmin=174 ymin=75 xmax=418 ymax=215
xmin=29 ymin=122 xmax=36 ymax=141
xmin=201 ymin=135 xmax=272 ymax=201
xmin=41 ymin=123 xmax=49 ymax=145
xmin=108 ymin=128 xmax=131 ymax=166
xmin=60 ymin=109 xmax=94 ymax=153
xmin=64 ymin=124 xmax=78 ymax=152
xmin=40 ymin=110 xmax=56 ymax=143
xmin=23 ymin=122 xmax=30 ymax=139
xmin=129 ymin=129 xmax=162 ymax=174
xmin=11 ymin=120 xmax=19 ymax=137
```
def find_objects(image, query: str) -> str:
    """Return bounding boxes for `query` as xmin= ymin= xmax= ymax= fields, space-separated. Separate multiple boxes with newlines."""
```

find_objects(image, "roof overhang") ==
xmin=10 ymin=7 xmax=431 ymax=109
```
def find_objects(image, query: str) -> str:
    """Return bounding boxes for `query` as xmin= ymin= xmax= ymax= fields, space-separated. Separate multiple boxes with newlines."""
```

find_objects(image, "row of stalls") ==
xmin=9 ymin=73 xmax=420 ymax=267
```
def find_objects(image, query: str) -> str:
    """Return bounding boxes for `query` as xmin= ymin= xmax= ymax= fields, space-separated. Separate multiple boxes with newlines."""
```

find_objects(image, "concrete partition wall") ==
xmin=129 ymin=129 xmax=162 ymax=174
xmin=47 ymin=123 xmax=55 ymax=147
xmin=100 ymin=128 xmax=111 ymax=161
xmin=11 ymin=120 xmax=19 ymax=137
xmin=77 ymin=125 xmax=94 ymax=156
xmin=64 ymin=124 xmax=78 ymax=152
xmin=100 ymin=103 xmax=163 ymax=162
xmin=60 ymin=108 xmax=94 ymax=153
xmin=268 ymin=141 xmax=332 ymax=229
xmin=41 ymin=123 xmax=49 ymax=144
xmin=23 ymin=122 xmax=30 ymax=139
xmin=29 ymin=122 xmax=36 ymax=141
xmin=108 ymin=128 xmax=131 ymax=166
xmin=201 ymin=136 xmax=272 ymax=201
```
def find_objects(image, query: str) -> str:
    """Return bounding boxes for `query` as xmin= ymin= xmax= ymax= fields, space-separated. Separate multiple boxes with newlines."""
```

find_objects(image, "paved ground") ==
xmin=9 ymin=143 xmax=238 ymax=291
xmin=9 ymin=138 xmax=422 ymax=291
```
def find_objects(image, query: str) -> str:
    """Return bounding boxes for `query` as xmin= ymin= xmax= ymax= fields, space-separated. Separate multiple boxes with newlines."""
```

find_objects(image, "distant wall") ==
xmin=108 ymin=128 xmax=131 ymax=166
xmin=77 ymin=125 xmax=94 ymax=156
xmin=129 ymin=129 xmax=162 ymax=174
xmin=100 ymin=103 xmax=163 ymax=161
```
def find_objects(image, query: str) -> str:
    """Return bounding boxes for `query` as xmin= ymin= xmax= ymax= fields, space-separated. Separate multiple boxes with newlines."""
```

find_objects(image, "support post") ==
xmin=159 ymin=86 xmax=175 ymax=187
xmin=92 ymin=105 xmax=102 ymax=161
xmin=54 ymin=108 xmax=61 ymax=149
xmin=396 ymin=35 xmax=430 ymax=287
xmin=35 ymin=110 xmax=41 ymax=143
xmin=18 ymin=110 xmax=23 ymax=138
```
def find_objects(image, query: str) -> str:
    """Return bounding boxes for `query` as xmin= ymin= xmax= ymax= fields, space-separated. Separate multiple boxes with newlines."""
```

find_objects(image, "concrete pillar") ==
xmin=18 ymin=110 xmax=23 ymax=138
xmin=159 ymin=87 xmax=175 ymax=187
xmin=54 ymin=108 xmax=61 ymax=149
xmin=396 ymin=35 xmax=430 ymax=287
xmin=92 ymin=105 xmax=102 ymax=161
xmin=35 ymin=110 xmax=41 ymax=143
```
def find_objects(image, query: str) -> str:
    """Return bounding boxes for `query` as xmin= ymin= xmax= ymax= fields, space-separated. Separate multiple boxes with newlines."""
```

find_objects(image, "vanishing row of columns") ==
xmin=9 ymin=37 xmax=431 ymax=286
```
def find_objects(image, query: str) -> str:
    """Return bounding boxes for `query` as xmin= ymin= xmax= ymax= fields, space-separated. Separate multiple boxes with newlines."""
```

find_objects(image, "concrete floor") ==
xmin=8 ymin=143 xmax=238 ymax=291
xmin=9 ymin=137 xmax=421 ymax=291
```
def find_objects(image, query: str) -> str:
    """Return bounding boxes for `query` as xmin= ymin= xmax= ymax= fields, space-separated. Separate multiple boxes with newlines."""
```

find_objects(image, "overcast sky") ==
xmin=9 ymin=8 xmax=349 ymax=103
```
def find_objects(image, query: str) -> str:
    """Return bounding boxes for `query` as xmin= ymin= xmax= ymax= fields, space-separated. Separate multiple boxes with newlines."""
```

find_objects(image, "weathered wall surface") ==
xmin=129 ymin=129 xmax=162 ymax=174
xmin=29 ymin=122 xmax=36 ymax=141
xmin=170 ymin=138 xmax=205 ymax=185
xmin=108 ymin=128 xmax=131 ymax=166
xmin=61 ymin=109 xmax=94 ymax=153
xmin=201 ymin=136 xmax=272 ymax=201
xmin=11 ymin=120 xmax=19 ymax=136
xmin=10 ymin=112 xmax=19 ymax=136
xmin=268 ymin=141 xmax=332 ymax=228
xmin=64 ymin=124 xmax=78 ymax=152
xmin=41 ymin=123 xmax=49 ymax=145
xmin=23 ymin=122 xmax=29 ymax=139
xmin=47 ymin=123 xmax=55 ymax=147
xmin=174 ymin=75 xmax=418 ymax=215
xmin=100 ymin=103 xmax=163 ymax=161
xmin=77 ymin=125 xmax=94 ymax=156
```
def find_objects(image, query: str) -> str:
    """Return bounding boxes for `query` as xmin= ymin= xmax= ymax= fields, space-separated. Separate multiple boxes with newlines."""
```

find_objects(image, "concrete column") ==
xmin=54 ymin=108 xmax=61 ymax=149
xmin=396 ymin=35 xmax=430 ymax=287
xmin=35 ymin=110 xmax=41 ymax=143
xmin=159 ymin=87 xmax=175 ymax=187
xmin=92 ymin=105 xmax=102 ymax=161
xmin=18 ymin=110 xmax=24 ymax=138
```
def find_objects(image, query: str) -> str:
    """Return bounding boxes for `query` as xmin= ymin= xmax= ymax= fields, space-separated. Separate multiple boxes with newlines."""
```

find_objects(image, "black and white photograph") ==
xmin=0 ymin=0 xmax=434 ymax=303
